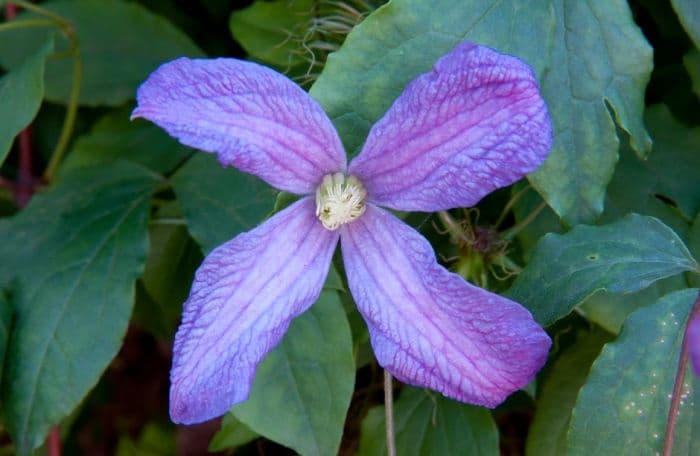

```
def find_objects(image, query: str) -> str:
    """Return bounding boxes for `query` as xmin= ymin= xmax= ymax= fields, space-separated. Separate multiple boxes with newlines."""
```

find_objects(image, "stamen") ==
xmin=315 ymin=172 xmax=367 ymax=230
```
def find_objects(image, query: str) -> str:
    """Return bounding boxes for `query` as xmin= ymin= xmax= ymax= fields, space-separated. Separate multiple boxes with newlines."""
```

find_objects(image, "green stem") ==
xmin=0 ymin=18 xmax=54 ymax=32
xmin=149 ymin=218 xmax=187 ymax=226
xmin=43 ymin=42 xmax=81 ymax=181
xmin=10 ymin=0 xmax=70 ymax=26
xmin=495 ymin=184 xmax=532 ymax=228
xmin=501 ymin=201 xmax=546 ymax=240
xmin=4 ymin=0 xmax=80 ymax=182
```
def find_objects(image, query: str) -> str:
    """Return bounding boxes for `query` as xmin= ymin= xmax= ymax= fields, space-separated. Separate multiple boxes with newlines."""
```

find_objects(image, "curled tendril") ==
xmin=277 ymin=0 xmax=383 ymax=85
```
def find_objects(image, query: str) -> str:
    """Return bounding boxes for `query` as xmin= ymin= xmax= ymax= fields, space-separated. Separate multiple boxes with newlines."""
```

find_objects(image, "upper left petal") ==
xmin=170 ymin=197 xmax=339 ymax=424
xmin=341 ymin=205 xmax=551 ymax=407
xmin=132 ymin=58 xmax=346 ymax=193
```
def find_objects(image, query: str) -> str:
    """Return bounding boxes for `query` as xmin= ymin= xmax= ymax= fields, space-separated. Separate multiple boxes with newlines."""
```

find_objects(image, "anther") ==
xmin=315 ymin=173 xmax=367 ymax=230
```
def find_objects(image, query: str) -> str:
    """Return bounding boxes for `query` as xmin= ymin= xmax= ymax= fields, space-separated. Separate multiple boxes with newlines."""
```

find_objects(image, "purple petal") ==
xmin=348 ymin=42 xmax=552 ymax=212
xmin=689 ymin=311 xmax=700 ymax=377
xmin=170 ymin=198 xmax=338 ymax=424
xmin=132 ymin=58 xmax=346 ymax=193
xmin=341 ymin=205 xmax=550 ymax=406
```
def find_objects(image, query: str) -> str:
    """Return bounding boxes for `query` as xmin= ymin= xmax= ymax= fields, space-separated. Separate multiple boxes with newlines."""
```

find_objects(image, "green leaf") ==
xmin=134 ymin=204 xmax=201 ymax=339
xmin=689 ymin=213 xmax=700 ymax=288
xmin=671 ymin=0 xmax=700 ymax=47
xmin=600 ymin=108 xmax=695 ymax=238
xmin=507 ymin=214 xmax=699 ymax=326
xmin=170 ymin=154 xmax=277 ymax=254
xmin=229 ymin=0 xmax=313 ymax=68
xmin=621 ymin=105 xmax=700 ymax=221
xmin=310 ymin=0 xmax=554 ymax=155
xmin=580 ymin=275 xmax=688 ymax=334
xmin=685 ymin=50 xmax=700 ymax=99
xmin=116 ymin=422 xmax=176 ymax=456
xmin=61 ymin=110 xmax=191 ymax=175
xmin=0 ymin=0 xmax=203 ymax=106
xmin=209 ymin=414 xmax=259 ymax=452
xmin=0 ymin=162 xmax=161 ymax=454
xmin=0 ymin=290 xmax=12 ymax=388
xmin=231 ymin=290 xmax=354 ymax=456
xmin=358 ymin=387 xmax=498 ymax=456
xmin=526 ymin=328 xmax=611 ymax=455
xmin=529 ymin=0 xmax=653 ymax=224
xmin=0 ymin=36 xmax=53 ymax=165
xmin=567 ymin=289 xmax=700 ymax=455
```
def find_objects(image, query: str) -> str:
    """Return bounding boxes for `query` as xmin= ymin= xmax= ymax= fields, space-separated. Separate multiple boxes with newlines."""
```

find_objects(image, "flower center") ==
xmin=315 ymin=173 xmax=367 ymax=230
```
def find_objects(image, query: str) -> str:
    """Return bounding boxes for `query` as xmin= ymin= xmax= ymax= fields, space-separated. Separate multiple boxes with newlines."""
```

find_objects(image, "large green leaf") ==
xmin=526 ymin=328 xmax=611 ymax=456
xmin=230 ymin=290 xmax=354 ymax=456
xmin=671 ymin=0 xmax=700 ymax=47
xmin=0 ymin=36 xmax=52 ymax=165
xmin=229 ymin=0 xmax=313 ymax=68
xmin=358 ymin=387 xmax=498 ymax=456
xmin=621 ymin=105 xmax=700 ymax=221
xmin=600 ymin=107 xmax=696 ymax=239
xmin=567 ymin=289 xmax=700 ymax=455
xmin=170 ymin=154 xmax=277 ymax=254
xmin=0 ymin=0 xmax=203 ymax=106
xmin=529 ymin=0 xmax=653 ymax=224
xmin=61 ymin=111 xmax=191 ymax=176
xmin=310 ymin=0 xmax=554 ymax=155
xmin=506 ymin=214 xmax=699 ymax=326
xmin=0 ymin=162 xmax=161 ymax=454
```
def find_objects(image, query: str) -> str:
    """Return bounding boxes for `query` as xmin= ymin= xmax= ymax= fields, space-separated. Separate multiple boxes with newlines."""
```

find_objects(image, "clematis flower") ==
xmin=133 ymin=41 xmax=553 ymax=424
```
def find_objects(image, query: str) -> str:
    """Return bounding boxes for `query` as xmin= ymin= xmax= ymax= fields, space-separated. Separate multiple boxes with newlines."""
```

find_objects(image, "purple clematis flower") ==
xmin=133 ymin=41 xmax=553 ymax=424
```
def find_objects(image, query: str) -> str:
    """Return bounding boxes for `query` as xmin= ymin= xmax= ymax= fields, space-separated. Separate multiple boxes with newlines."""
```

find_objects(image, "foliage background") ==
xmin=0 ymin=0 xmax=699 ymax=454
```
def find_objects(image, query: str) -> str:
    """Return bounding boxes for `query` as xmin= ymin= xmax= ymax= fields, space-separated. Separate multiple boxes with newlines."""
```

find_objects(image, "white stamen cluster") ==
xmin=315 ymin=172 xmax=367 ymax=230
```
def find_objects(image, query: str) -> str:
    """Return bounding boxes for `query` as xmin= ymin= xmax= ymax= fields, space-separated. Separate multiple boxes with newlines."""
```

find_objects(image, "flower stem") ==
xmin=47 ymin=426 xmax=61 ymax=456
xmin=10 ymin=0 xmax=70 ymax=26
xmin=43 ymin=48 xmax=81 ymax=181
xmin=4 ymin=2 xmax=37 ymax=208
xmin=15 ymin=127 xmax=33 ymax=207
xmin=662 ymin=290 xmax=700 ymax=456
xmin=384 ymin=370 xmax=396 ymax=456
xmin=495 ymin=184 xmax=531 ymax=228
xmin=501 ymin=201 xmax=546 ymax=240
xmin=0 ymin=18 xmax=54 ymax=32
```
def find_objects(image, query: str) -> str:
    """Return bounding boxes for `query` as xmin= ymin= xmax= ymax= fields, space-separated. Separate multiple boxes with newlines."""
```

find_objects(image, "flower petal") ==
xmin=341 ymin=205 xmax=551 ymax=406
xmin=170 ymin=198 xmax=339 ymax=424
xmin=348 ymin=42 xmax=552 ymax=212
xmin=689 ymin=311 xmax=700 ymax=377
xmin=132 ymin=58 xmax=346 ymax=193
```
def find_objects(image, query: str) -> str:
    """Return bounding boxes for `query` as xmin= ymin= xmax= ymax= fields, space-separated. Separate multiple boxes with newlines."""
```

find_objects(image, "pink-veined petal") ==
xmin=349 ymin=42 xmax=552 ymax=212
xmin=170 ymin=198 xmax=339 ymax=424
xmin=341 ymin=205 xmax=550 ymax=406
xmin=132 ymin=58 xmax=346 ymax=193
xmin=689 ymin=311 xmax=700 ymax=377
